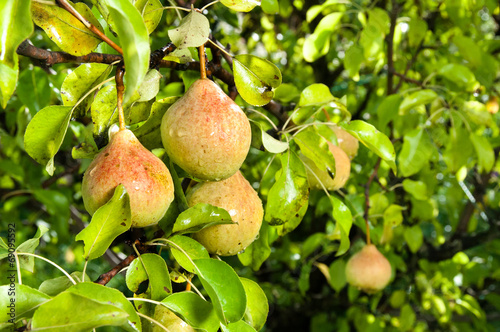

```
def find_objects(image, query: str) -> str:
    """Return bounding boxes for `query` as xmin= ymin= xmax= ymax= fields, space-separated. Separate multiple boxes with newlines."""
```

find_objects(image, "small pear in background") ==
xmin=332 ymin=126 xmax=359 ymax=160
xmin=161 ymin=78 xmax=251 ymax=181
xmin=301 ymin=142 xmax=351 ymax=191
xmin=345 ymin=244 xmax=392 ymax=293
xmin=187 ymin=171 xmax=263 ymax=256
xmin=82 ymin=129 xmax=174 ymax=228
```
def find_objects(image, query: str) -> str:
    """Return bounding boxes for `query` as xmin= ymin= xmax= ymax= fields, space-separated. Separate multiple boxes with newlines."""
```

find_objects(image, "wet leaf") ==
xmin=168 ymin=11 xmax=210 ymax=48
xmin=31 ymin=1 xmax=103 ymax=55
xmin=233 ymin=54 xmax=282 ymax=106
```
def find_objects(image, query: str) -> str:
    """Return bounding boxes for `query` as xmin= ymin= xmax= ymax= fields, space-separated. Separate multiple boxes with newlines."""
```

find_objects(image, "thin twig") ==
xmin=95 ymin=254 xmax=136 ymax=285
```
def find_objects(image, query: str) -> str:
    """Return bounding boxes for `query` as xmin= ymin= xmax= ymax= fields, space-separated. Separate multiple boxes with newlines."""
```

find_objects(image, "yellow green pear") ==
xmin=82 ymin=129 xmax=174 ymax=228
xmin=332 ymin=126 xmax=359 ymax=159
xmin=345 ymin=244 xmax=392 ymax=293
xmin=301 ymin=142 xmax=351 ymax=191
xmin=161 ymin=79 xmax=251 ymax=181
xmin=187 ymin=171 xmax=263 ymax=256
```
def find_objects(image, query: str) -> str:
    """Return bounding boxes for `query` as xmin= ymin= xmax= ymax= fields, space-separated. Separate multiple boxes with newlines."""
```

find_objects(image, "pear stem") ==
xmin=199 ymin=45 xmax=207 ymax=79
xmin=116 ymin=64 xmax=126 ymax=131
xmin=365 ymin=219 xmax=371 ymax=246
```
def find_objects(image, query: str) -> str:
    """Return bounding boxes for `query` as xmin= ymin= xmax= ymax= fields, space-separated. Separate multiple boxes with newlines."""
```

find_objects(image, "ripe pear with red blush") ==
xmin=187 ymin=171 xmax=263 ymax=256
xmin=161 ymin=78 xmax=251 ymax=181
xmin=301 ymin=142 xmax=351 ymax=191
xmin=82 ymin=128 xmax=174 ymax=228
xmin=345 ymin=244 xmax=392 ymax=293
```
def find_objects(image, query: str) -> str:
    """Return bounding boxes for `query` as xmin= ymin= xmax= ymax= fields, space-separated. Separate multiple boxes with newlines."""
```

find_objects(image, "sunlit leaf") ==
xmin=220 ymin=0 xmax=260 ymax=12
xmin=31 ymin=292 xmax=129 ymax=331
xmin=240 ymin=278 xmax=269 ymax=330
xmin=126 ymin=253 xmax=171 ymax=301
xmin=233 ymin=54 xmax=282 ymax=106
xmin=31 ymin=1 xmax=103 ymax=55
xmin=168 ymin=11 xmax=210 ymax=48
xmin=172 ymin=203 xmax=233 ymax=235
xmin=0 ymin=284 xmax=50 ymax=322
xmin=75 ymin=185 xmax=131 ymax=260
xmin=265 ymin=151 xmax=309 ymax=225
xmin=0 ymin=0 xmax=33 ymax=108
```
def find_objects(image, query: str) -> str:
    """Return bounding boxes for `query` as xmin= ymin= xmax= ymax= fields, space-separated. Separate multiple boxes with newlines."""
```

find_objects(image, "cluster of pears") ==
xmin=161 ymin=78 xmax=263 ymax=256
xmin=345 ymin=243 xmax=392 ymax=293
xmin=81 ymin=76 xmax=262 ymax=256
xmin=302 ymin=126 xmax=359 ymax=191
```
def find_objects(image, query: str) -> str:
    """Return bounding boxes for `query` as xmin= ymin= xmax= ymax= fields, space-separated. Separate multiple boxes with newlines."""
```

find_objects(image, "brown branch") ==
xmin=386 ymin=0 xmax=399 ymax=95
xmin=363 ymin=158 xmax=382 ymax=245
xmin=17 ymin=40 xmax=122 ymax=66
xmin=95 ymin=254 xmax=136 ymax=285
xmin=392 ymin=71 xmax=424 ymax=87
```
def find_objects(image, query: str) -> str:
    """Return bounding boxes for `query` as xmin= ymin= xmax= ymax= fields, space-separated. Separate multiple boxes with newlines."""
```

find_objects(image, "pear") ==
xmin=82 ymin=129 xmax=174 ymax=228
xmin=153 ymin=306 xmax=194 ymax=332
xmin=301 ymin=142 xmax=351 ymax=191
xmin=345 ymin=244 xmax=392 ymax=293
xmin=187 ymin=171 xmax=263 ymax=256
xmin=332 ymin=126 xmax=359 ymax=159
xmin=161 ymin=78 xmax=251 ymax=181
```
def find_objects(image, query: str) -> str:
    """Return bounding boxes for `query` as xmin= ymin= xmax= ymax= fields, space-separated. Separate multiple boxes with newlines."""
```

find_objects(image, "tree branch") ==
xmin=386 ymin=0 xmax=399 ymax=95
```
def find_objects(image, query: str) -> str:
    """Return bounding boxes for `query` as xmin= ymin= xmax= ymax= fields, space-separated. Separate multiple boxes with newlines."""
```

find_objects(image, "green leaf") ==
xmin=0 ymin=284 xmax=51 ymax=323
xmin=377 ymin=94 xmax=402 ymax=131
xmin=262 ymin=0 xmax=279 ymax=14
xmin=408 ymin=18 xmax=427 ymax=48
xmin=398 ymin=128 xmax=435 ymax=177
xmin=24 ymin=105 xmax=73 ymax=175
xmin=169 ymin=235 xmax=209 ymax=273
xmin=402 ymin=179 xmax=428 ymax=201
xmin=125 ymin=253 xmax=171 ymax=301
xmin=264 ymin=151 xmax=309 ymax=225
xmin=135 ymin=0 xmax=163 ymax=34
xmin=0 ymin=0 xmax=33 ymax=108
xmin=400 ymin=304 xmax=416 ymax=330
xmin=399 ymin=89 xmax=438 ymax=114
xmin=329 ymin=259 xmax=347 ymax=292
xmin=75 ymin=185 xmax=131 ymax=260
xmin=438 ymin=64 xmax=477 ymax=91
xmin=238 ymin=221 xmax=272 ymax=270
xmin=404 ymin=225 xmax=423 ymax=254
xmin=294 ymin=127 xmax=335 ymax=175
xmin=367 ymin=8 xmax=389 ymax=35
xmin=16 ymin=225 xmax=49 ymax=273
xmin=383 ymin=204 xmax=405 ymax=227
xmin=344 ymin=44 xmax=364 ymax=80
xmin=240 ymin=278 xmax=269 ymax=331
xmin=359 ymin=24 xmax=384 ymax=59
xmin=220 ymin=0 xmax=260 ymax=12
xmin=330 ymin=195 xmax=352 ymax=256
xmin=31 ymin=1 xmax=103 ymax=55
xmin=443 ymin=125 xmax=474 ymax=172
xmin=298 ymin=84 xmax=334 ymax=106
xmin=168 ymin=11 xmax=209 ymax=48
xmin=66 ymin=282 xmax=142 ymax=332
xmin=134 ymin=97 xmax=178 ymax=149
xmin=340 ymin=120 xmax=396 ymax=173
xmin=233 ymin=54 xmax=282 ymax=106
xmin=172 ymin=203 xmax=233 ymax=235
xmin=38 ymin=272 xmax=88 ymax=296
xmin=221 ymin=320 xmax=257 ymax=332
xmin=302 ymin=233 xmax=326 ymax=259
xmin=275 ymin=200 xmax=309 ymax=236
xmin=31 ymin=292 xmax=129 ymax=331
xmin=463 ymin=101 xmax=492 ymax=126
xmin=160 ymin=292 xmax=219 ymax=332
xmin=262 ymin=131 xmax=289 ymax=153
xmin=303 ymin=13 xmax=342 ymax=62
xmin=17 ymin=66 xmax=51 ymax=113
xmin=61 ymin=63 xmax=113 ymax=115
xmin=470 ymin=134 xmax=494 ymax=173
xmin=298 ymin=260 xmax=313 ymax=295
xmin=104 ymin=0 xmax=150 ymax=103
xmin=193 ymin=258 xmax=247 ymax=324
xmin=137 ymin=69 xmax=162 ymax=102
